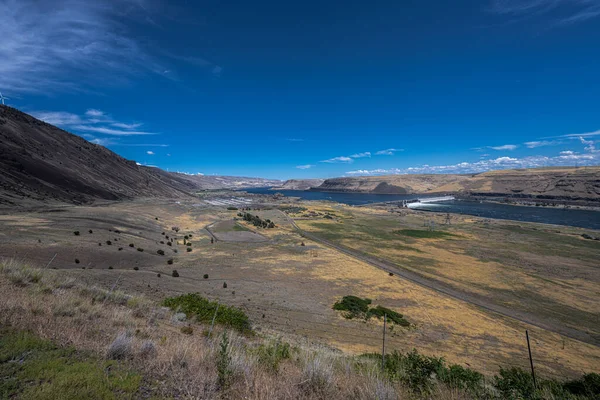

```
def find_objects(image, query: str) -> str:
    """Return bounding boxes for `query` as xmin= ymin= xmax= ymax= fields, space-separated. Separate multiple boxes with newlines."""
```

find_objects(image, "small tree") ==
xmin=73 ymin=231 xmax=80 ymax=236
xmin=172 ymin=270 xmax=179 ymax=277
xmin=157 ymin=249 xmax=165 ymax=255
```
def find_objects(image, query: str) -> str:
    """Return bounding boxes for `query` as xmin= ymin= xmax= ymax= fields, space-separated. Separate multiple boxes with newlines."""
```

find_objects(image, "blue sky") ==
xmin=1 ymin=0 xmax=599 ymax=179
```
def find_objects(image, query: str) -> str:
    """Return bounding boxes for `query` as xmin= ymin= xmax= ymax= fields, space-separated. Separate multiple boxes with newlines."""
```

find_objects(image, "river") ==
xmin=243 ymin=188 xmax=600 ymax=230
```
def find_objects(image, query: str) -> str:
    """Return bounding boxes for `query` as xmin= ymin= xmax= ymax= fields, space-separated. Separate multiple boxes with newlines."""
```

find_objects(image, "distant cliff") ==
xmin=307 ymin=168 xmax=600 ymax=204
xmin=272 ymin=179 xmax=325 ymax=191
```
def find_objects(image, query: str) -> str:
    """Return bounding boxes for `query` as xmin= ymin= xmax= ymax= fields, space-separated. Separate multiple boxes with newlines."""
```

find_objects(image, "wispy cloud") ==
xmin=350 ymin=152 xmax=371 ymax=158
xmin=320 ymin=156 xmax=354 ymax=164
xmin=375 ymin=148 xmax=402 ymax=156
xmin=146 ymin=150 xmax=155 ymax=155
xmin=31 ymin=109 xmax=158 ymax=136
xmin=524 ymin=140 xmax=562 ymax=148
xmin=346 ymin=151 xmax=599 ymax=176
xmin=0 ymin=0 xmax=221 ymax=94
xmin=489 ymin=0 xmax=600 ymax=25
xmin=296 ymin=164 xmax=314 ymax=169
xmin=561 ymin=128 xmax=600 ymax=138
xmin=0 ymin=0 xmax=171 ymax=94
xmin=286 ymin=138 xmax=304 ymax=142
xmin=489 ymin=144 xmax=518 ymax=151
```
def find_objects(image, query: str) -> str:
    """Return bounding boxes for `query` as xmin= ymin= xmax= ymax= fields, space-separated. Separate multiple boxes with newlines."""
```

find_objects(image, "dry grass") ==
xmin=0 ymin=257 xmax=463 ymax=399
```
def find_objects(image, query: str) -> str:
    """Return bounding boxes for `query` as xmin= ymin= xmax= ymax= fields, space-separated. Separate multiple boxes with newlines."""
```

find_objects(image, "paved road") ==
xmin=279 ymin=211 xmax=599 ymax=347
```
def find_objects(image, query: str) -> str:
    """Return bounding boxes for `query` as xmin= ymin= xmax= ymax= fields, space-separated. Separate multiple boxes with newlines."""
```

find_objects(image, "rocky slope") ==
xmin=0 ymin=106 xmax=278 ymax=207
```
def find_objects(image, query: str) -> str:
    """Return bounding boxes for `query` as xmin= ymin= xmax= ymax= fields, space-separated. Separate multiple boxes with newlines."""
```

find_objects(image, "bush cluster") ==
xmin=238 ymin=212 xmax=275 ymax=228
xmin=333 ymin=295 xmax=410 ymax=326
xmin=162 ymin=293 xmax=252 ymax=334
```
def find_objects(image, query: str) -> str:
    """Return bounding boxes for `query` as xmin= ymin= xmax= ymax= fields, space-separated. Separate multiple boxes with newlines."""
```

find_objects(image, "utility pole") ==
xmin=381 ymin=314 xmax=387 ymax=371
xmin=526 ymin=330 xmax=537 ymax=390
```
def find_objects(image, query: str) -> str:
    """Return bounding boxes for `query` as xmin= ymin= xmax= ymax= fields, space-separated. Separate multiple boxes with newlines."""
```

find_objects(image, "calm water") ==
xmin=244 ymin=188 xmax=600 ymax=230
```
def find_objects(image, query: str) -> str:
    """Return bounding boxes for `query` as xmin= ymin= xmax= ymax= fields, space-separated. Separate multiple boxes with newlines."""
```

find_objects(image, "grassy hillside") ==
xmin=2 ymin=259 xmax=598 ymax=399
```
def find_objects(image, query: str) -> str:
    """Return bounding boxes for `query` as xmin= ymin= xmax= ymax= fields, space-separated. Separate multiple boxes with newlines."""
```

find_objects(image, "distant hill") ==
xmin=272 ymin=179 xmax=325 ymax=191
xmin=0 ymin=106 xmax=278 ymax=207
xmin=171 ymin=173 xmax=281 ymax=191
xmin=310 ymin=167 xmax=600 ymax=203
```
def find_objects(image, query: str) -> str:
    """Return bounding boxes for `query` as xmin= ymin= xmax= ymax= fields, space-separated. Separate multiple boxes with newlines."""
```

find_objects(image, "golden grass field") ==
xmin=1 ymin=198 xmax=599 ymax=382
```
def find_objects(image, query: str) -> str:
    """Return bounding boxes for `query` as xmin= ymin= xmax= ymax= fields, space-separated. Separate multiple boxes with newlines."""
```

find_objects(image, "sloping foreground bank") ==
xmin=1 ymin=259 xmax=598 ymax=399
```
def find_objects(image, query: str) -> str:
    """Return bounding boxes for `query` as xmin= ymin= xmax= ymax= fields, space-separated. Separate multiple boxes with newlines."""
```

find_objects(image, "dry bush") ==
xmin=107 ymin=332 xmax=133 ymax=360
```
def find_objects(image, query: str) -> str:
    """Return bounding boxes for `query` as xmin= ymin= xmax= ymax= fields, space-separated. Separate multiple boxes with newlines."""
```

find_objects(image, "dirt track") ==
xmin=280 ymin=211 xmax=600 ymax=347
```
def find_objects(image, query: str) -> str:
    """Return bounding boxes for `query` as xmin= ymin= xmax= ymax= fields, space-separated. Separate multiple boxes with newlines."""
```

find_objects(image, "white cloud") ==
xmin=147 ymin=150 xmax=154 ymax=155
xmin=561 ymin=129 xmax=600 ymax=138
xmin=346 ymin=152 xmax=600 ymax=176
xmin=286 ymin=138 xmax=304 ymax=142
xmin=375 ymin=148 xmax=402 ymax=155
xmin=489 ymin=144 xmax=518 ymax=151
xmin=580 ymin=136 xmax=598 ymax=153
xmin=85 ymin=109 xmax=104 ymax=117
xmin=489 ymin=0 xmax=600 ymax=25
xmin=29 ymin=111 xmax=82 ymax=126
xmin=524 ymin=140 xmax=562 ymax=148
xmin=296 ymin=164 xmax=314 ymax=169
xmin=321 ymin=156 xmax=354 ymax=163
xmin=111 ymin=122 xmax=143 ymax=129
xmin=350 ymin=152 xmax=371 ymax=158
xmin=73 ymin=125 xmax=157 ymax=136
xmin=31 ymin=108 xmax=158 ymax=136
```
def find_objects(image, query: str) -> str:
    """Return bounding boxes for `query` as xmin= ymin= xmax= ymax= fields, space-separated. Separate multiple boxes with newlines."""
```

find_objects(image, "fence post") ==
xmin=526 ymin=330 xmax=537 ymax=390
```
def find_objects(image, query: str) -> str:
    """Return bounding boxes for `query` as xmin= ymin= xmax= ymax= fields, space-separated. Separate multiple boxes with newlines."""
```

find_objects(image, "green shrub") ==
xmin=227 ymin=207 xmax=238 ymax=210
xmin=368 ymin=305 xmax=410 ymax=327
xmin=494 ymin=367 xmax=535 ymax=399
xmin=223 ymin=282 xmax=227 ymax=289
xmin=167 ymin=242 xmax=172 ymax=246
xmin=256 ymin=340 xmax=292 ymax=372
xmin=157 ymin=249 xmax=165 ymax=256
xmin=438 ymin=364 xmax=483 ymax=391
xmin=129 ymin=243 xmax=134 ymax=248
xmin=106 ymin=240 xmax=112 ymax=245
xmin=332 ymin=295 xmax=371 ymax=318
xmin=184 ymin=235 xmax=189 ymax=240
xmin=133 ymin=267 xmax=139 ymax=271
xmin=563 ymin=373 xmax=600 ymax=398
xmin=73 ymin=231 xmax=80 ymax=236
xmin=108 ymin=266 xmax=113 ymax=270
xmin=217 ymin=331 xmax=233 ymax=389
xmin=137 ymin=248 xmax=143 ymax=252
xmin=203 ymin=274 xmax=209 ymax=279
xmin=157 ymin=273 xmax=161 ymax=277
xmin=118 ymin=247 xmax=123 ymax=251
xmin=75 ymin=259 xmax=80 ymax=264
xmin=171 ymin=270 xmax=179 ymax=277
xmin=162 ymin=293 xmax=252 ymax=334
xmin=186 ymin=247 xmax=192 ymax=252
xmin=88 ymin=229 xmax=93 ymax=234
